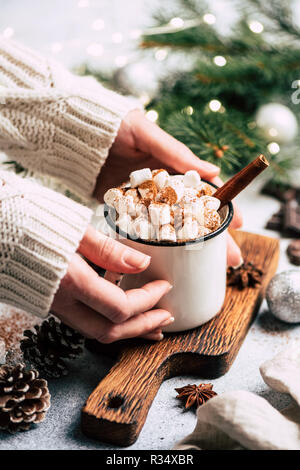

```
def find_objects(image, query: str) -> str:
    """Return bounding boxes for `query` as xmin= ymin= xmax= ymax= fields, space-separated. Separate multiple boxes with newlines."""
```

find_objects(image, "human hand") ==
xmin=51 ymin=225 xmax=174 ymax=343
xmin=94 ymin=109 xmax=243 ymax=267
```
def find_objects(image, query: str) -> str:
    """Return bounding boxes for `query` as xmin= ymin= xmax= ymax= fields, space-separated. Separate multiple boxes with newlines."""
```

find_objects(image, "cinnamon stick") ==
xmin=214 ymin=154 xmax=269 ymax=208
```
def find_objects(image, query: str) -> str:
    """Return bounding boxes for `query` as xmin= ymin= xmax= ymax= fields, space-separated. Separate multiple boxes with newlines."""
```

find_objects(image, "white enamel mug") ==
xmin=104 ymin=191 xmax=233 ymax=333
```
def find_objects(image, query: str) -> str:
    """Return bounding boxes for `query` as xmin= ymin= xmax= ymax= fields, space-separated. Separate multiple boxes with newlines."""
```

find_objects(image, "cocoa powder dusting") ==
xmin=152 ymin=169 xmax=165 ymax=177
xmin=159 ymin=186 xmax=177 ymax=205
xmin=138 ymin=180 xmax=157 ymax=201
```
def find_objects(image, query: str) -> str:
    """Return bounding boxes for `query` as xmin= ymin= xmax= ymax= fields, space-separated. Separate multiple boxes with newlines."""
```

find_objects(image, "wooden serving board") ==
xmin=81 ymin=230 xmax=279 ymax=447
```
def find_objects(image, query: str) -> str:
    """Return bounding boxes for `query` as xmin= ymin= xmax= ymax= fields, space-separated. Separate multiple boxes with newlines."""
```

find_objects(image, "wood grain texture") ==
xmin=81 ymin=230 xmax=279 ymax=446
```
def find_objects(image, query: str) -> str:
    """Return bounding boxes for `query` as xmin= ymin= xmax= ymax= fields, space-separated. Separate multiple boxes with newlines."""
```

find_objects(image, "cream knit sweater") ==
xmin=0 ymin=38 xmax=136 ymax=318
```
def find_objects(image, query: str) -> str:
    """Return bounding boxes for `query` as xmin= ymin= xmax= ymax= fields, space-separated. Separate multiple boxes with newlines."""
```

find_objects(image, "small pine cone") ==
xmin=0 ymin=364 xmax=50 ymax=433
xmin=20 ymin=317 xmax=84 ymax=379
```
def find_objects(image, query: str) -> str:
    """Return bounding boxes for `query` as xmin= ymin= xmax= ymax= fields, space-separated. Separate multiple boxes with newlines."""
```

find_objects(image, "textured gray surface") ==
xmin=0 ymin=0 xmax=300 ymax=451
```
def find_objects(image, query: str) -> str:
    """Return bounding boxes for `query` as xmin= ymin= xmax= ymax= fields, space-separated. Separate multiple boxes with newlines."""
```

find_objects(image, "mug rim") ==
xmin=104 ymin=179 xmax=234 ymax=247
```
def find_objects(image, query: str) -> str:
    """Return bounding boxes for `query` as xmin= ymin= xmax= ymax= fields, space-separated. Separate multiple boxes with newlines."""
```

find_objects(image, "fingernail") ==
xmin=168 ymin=284 xmax=173 ymax=291
xmin=123 ymin=250 xmax=151 ymax=269
xmin=145 ymin=333 xmax=164 ymax=341
xmin=160 ymin=316 xmax=175 ymax=327
xmin=232 ymin=256 xmax=244 ymax=269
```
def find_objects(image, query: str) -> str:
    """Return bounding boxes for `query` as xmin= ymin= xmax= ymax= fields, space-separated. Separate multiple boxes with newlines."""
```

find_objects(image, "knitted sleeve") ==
xmin=0 ymin=170 xmax=92 ymax=318
xmin=0 ymin=38 xmax=138 ymax=199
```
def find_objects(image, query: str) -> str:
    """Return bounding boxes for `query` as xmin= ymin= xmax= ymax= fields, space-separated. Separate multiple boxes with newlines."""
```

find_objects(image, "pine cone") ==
xmin=20 ymin=317 xmax=84 ymax=379
xmin=0 ymin=364 xmax=50 ymax=433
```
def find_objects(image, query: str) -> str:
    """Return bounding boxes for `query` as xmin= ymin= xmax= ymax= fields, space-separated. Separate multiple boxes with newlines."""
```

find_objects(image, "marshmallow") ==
xmin=172 ymin=205 xmax=184 ymax=230
xmin=125 ymin=188 xmax=140 ymax=204
xmin=138 ymin=180 xmax=157 ymax=203
xmin=159 ymin=224 xmax=177 ymax=242
xmin=132 ymin=216 xmax=154 ymax=240
xmin=159 ymin=182 xmax=184 ymax=205
xmin=130 ymin=168 xmax=152 ymax=188
xmin=180 ymin=188 xmax=199 ymax=205
xmin=104 ymin=187 xmax=123 ymax=208
xmin=182 ymin=203 xmax=200 ymax=221
xmin=149 ymin=203 xmax=171 ymax=226
xmin=200 ymin=195 xmax=220 ymax=211
xmin=183 ymin=170 xmax=201 ymax=188
xmin=169 ymin=175 xmax=184 ymax=184
xmin=168 ymin=179 xmax=184 ymax=202
xmin=135 ymin=202 xmax=148 ymax=218
xmin=204 ymin=209 xmax=221 ymax=230
xmin=116 ymin=214 xmax=134 ymax=236
xmin=194 ymin=206 xmax=205 ymax=226
xmin=177 ymin=219 xmax=199 ymax=240
xmin=152 ymin=169 xmax=169 ymax=190
xmin=115 ymin=194 xmax=136 ymax=216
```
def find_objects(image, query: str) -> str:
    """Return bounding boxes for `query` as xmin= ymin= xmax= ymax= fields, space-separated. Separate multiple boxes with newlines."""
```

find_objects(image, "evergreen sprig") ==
xmin=163 ymin=109 xmax=266 ymax=177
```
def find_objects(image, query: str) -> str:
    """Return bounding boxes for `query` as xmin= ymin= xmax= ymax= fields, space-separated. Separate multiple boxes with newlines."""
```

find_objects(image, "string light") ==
xmin=209 ymin=99 xmax=222 ymax=112
xmin=170 ymin=17 xmax=184 ymax=28
xmin=51 ymin=42 xmax=63 ymax=53
xmin=155 ymin=49 xmax=168 ymax=61
xmin=92 ymin=18 xmax=105 ymax=31
xmin=268 ymin=142 xmax=280 ymax=154
xmin=248 ymin=20 xmax=264 ymax=34
xmin=3 ymin=27 xmax=14 ymax=38
xmin=213 ymin=56 xmax=227 ymax=67
xmin=146 ymin=110 xmax=159 ymax=122
xmin=112 ymin=32 xmax=123 ymax=44
xmin=86 ymin=43 xmax=103 ymax=57
xmin=203 ymin=13 xmax=216 ymax=25
xmin=185 ymin=106 xmax=194 ymax=115
xmin=115 ymin=55 xmax=128 ymax=67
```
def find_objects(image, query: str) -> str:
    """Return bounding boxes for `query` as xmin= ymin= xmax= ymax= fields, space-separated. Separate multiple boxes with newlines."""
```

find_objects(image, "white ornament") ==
xmin=266 ymin=270 xmax=300 ymax=323
xmin=256 ymin=103 xmax=298 ymax=144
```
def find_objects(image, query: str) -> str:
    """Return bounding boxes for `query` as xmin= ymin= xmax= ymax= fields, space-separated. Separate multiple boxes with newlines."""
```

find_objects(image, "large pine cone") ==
xmin=0 ymin=364 xmax=50 ymax=433
xmin=20 ymin=317 xmax=84 ymax=378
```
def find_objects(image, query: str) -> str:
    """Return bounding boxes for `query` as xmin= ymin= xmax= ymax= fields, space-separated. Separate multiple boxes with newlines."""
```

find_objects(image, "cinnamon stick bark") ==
xmin=214 ymin=154 xmax=269 ymax=208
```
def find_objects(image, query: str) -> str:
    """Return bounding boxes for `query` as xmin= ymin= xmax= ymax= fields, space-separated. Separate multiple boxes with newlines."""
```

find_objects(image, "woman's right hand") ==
xmin=51 ymin=225 xmax=174 ymax=343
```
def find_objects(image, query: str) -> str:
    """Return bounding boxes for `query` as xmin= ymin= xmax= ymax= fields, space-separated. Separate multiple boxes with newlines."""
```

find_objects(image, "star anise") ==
xmin=227 ymin=262 xmax=264 ymax=290
xmin=175 ymin=383 xmax=217 ymax=410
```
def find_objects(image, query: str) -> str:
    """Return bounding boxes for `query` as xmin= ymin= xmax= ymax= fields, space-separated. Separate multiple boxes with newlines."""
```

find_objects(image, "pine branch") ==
xmin=162 ymin=109 xmax=266 ymax=177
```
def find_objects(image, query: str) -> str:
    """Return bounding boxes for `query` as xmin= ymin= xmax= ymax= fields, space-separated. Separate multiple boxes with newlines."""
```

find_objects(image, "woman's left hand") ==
xmin=94 ymin=109 xmax=243 ymax=267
